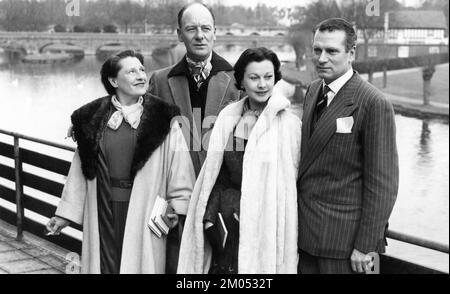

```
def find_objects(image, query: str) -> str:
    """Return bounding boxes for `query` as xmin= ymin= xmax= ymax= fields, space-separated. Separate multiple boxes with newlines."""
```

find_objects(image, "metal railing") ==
xmin=0 ymin=128 xmax=80 ymax=252
xmin=0 ymin=128 xmax=448 ymax=269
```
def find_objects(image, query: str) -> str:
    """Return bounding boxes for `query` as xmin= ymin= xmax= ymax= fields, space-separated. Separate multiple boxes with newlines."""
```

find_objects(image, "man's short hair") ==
xmin=177 ymin=2 xmax=216 ymax=28
xmin=314 ymin=18 xmax=357 ymax=52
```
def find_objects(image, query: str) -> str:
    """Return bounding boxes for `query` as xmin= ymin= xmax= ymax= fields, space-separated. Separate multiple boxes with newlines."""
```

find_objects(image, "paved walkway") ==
xmin=0 ymin=220 xmax=70 ymax=274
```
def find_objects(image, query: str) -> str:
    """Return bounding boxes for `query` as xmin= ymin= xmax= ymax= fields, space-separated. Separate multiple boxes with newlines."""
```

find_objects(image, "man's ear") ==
xmin=349 ymin=45 xmax=356 ymax=63
xmin=108 ymin=77 xmax=118 ymax=88
xmin=213 ymin=26 xmax=217 ymax=41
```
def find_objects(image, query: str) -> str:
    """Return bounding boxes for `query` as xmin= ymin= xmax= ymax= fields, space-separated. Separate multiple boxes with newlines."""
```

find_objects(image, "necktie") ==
xmin=316 ymin=84 xmax=331 ymax=120
xmin=186 ymin=58 xmax=212 ymax=89
xmin=311 ymin=85 xmax=331 ymax=135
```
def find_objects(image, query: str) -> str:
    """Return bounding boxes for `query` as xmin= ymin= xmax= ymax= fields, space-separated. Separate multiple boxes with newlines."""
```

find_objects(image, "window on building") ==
xmin=429 ymin=47 xmax=440 ymax=54
xmin=398 ymin=46 xmax=409 ymax=58
xmin=368 ymin=46 xmax=378 ymax=58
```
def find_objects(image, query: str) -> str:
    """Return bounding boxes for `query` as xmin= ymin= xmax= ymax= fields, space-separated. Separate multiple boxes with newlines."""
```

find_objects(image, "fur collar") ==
xmin=71 ymin=94 xmax=180 ymax=180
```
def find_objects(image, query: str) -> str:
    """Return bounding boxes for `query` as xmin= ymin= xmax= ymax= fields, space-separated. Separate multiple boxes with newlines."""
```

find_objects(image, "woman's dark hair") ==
xmin=233 ymin=47 xmax=282 ymax=91
xmin=100 ymin=49 xmax=144 ymax=95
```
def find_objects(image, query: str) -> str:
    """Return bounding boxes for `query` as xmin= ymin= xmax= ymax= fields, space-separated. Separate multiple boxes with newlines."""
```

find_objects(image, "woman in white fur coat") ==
xmin=45 ymin=50 xmax=195 ymax=274
xmin=177 ymin=47 xmax=301 ymax=274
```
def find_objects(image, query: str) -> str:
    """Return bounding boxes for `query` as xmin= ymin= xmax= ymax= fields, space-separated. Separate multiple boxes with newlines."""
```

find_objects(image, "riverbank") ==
xmin=280 ymin=63 xmax=449 ymax=121
xmin=387 ymin=93 xmax=449 ymax=121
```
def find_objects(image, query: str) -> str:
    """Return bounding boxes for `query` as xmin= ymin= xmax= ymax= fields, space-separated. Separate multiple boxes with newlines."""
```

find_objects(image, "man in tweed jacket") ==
xmin=297 ymin=18 xmax=399 ymax=274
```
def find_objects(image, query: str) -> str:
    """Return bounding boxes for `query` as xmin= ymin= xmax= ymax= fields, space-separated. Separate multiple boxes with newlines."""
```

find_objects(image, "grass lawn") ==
xmin=371 ymin=64 xmax=449 ymax=105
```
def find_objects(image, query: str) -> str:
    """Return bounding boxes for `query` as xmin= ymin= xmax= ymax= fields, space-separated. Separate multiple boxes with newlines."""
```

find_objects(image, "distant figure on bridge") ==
xmin=46 ymin=50 xmax=195 ymax=274
xmin=148 ymin=2 xmax=241 ymax=177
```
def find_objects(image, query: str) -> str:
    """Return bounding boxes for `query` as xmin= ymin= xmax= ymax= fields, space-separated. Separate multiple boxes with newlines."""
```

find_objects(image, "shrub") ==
xmin=103 ymin=24 xmax=118 ymax=33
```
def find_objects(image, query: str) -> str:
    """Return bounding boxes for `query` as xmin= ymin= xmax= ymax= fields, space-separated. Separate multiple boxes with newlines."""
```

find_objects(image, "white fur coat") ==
xmin=177 ymin=94 xmax=301 ymax=274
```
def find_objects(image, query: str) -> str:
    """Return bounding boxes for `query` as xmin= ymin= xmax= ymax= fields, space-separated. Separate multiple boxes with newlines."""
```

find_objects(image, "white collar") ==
xmin=323 ymin=68 xmax=354 ymax=95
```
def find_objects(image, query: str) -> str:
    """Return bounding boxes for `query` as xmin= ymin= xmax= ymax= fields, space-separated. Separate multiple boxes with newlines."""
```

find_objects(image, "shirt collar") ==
xmin=168 ymin=51 xmax=233 ymax=78
xmin=323 ymin=68 xmax=354 ymax=95
xmin=186 ymin=53 xmax=212 ymax=67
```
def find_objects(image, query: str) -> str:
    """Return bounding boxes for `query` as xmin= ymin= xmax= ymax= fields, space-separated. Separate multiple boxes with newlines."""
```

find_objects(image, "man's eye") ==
xmin=250 ymin=76 xmax=258 ymax=80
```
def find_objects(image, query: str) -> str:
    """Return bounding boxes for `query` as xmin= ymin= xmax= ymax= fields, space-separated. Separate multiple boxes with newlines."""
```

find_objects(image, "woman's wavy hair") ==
xmin=100 ymin=49 xmax=144 ymax=95
xmin=233 ymin=47 xmax=282 ymax=91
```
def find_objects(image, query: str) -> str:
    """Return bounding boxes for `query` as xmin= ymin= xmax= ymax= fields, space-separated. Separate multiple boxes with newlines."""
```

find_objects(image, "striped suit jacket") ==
xmin=297 ymin=72 xmax=399 ymax=259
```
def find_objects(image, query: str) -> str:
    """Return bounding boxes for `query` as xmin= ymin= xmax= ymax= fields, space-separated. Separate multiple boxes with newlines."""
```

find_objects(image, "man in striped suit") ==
xmin=297 ymin=18 xmax=399 ymax=274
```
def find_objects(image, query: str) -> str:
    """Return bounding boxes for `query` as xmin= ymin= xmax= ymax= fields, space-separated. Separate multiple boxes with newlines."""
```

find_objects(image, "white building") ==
xmin=357 ymin=10 xmax=448 ymax=59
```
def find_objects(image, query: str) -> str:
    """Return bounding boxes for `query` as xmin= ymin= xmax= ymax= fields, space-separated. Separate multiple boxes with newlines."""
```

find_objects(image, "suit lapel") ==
xmin=167 ymin=75 xmax=203 ymax=156
xmin=168 ymin=75 xmax=192 ymax=121
xmin=300 ymin=81 xmax=321 ymax=162
xmin=298 ymin=74 xmax=361 ymax=179
xmin=205 ymin=71 xmax=230 ymax=120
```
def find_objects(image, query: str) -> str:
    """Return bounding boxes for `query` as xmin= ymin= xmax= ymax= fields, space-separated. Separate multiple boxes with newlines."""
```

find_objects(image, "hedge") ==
xmin=353 ymin=53 xmax=449 ymax=74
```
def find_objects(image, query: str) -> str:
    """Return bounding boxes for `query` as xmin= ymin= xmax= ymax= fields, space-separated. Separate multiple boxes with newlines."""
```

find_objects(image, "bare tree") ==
xmin=287 ymin=1 xmax=342 ymax=71
xmin=341 ymin=0 xmax=403 ymax=60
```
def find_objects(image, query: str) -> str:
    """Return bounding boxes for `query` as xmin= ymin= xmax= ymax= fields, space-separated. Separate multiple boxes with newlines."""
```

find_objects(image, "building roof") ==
xmin=388 ymin=10 xmax=448 ymax=29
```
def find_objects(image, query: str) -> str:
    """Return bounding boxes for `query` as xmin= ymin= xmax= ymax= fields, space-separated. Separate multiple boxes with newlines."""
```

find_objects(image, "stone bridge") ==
xmin=0 ymin=32 xmax=290 ymax=55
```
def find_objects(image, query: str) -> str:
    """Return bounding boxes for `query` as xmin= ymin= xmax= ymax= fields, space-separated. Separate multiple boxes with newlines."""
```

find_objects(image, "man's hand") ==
xmin=350 ymin=248 xmax=374 ymax=273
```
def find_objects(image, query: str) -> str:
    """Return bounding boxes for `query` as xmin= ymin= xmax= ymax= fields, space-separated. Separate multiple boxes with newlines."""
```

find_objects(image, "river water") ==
xmin=0 ymin=53 xmax=448 ymax=272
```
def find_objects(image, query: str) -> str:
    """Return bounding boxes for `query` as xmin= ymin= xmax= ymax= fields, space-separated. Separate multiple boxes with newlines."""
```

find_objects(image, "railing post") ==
xmin=13 ymin=136 xmax=24 ymax=241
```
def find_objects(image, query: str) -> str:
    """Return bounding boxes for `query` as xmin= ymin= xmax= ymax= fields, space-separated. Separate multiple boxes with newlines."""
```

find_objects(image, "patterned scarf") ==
xmin=107 ymin=95 xmax=144 ymax=130
xmin=186 ymin=56 xmax=212 ymax=89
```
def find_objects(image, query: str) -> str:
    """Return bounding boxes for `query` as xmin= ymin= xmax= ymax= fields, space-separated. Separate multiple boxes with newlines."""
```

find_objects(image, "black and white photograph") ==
xmin=0 ymin=0 xmax=448 ymax=276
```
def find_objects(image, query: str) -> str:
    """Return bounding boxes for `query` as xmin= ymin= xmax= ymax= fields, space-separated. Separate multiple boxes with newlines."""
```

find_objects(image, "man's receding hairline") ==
xmin=180 ymin=2 xmax=214 ymax=27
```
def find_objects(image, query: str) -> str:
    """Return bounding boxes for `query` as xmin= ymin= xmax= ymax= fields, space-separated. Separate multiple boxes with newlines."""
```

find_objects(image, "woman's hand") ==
xmin=46 ymin=216 xmax=70 ymax=235
xmin=166 ymin=213 xmax=179 ymax=229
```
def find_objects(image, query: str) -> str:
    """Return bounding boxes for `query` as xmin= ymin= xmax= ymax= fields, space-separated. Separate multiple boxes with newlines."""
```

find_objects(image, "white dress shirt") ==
xmin=323 ymin=68 xmax=354 ymax=106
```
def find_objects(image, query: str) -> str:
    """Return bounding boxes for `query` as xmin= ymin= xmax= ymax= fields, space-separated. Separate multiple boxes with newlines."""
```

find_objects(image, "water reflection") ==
xmin=418 ymin=119 xmax=432 ymax=165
